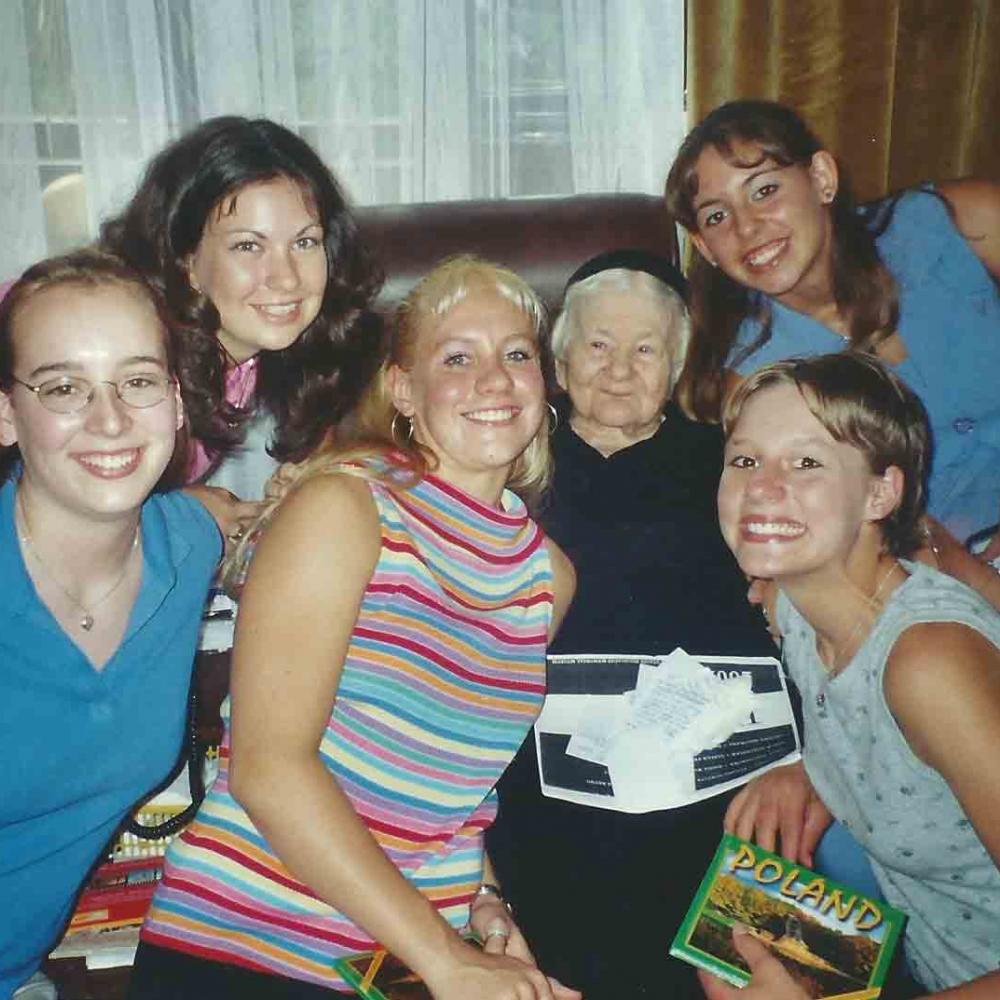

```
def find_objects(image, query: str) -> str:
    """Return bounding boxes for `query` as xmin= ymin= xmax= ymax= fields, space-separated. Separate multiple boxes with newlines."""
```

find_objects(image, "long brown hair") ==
xmin=666 ymin=100 xmax=898 ymax=422
xmin=101 ymin=116 xmax=383 ymax=470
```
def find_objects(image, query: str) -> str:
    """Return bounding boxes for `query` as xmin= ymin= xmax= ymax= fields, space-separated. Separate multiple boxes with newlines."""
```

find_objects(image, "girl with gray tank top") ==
xmin=705 ymin=352 xmax=1000 ymax=999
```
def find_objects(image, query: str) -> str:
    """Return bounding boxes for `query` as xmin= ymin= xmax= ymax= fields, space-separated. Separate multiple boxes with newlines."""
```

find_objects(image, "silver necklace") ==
xmin=16 ymin=491 xmax=140 ymax=632
xmin=815 ymin=559 xmax=898 ymax=711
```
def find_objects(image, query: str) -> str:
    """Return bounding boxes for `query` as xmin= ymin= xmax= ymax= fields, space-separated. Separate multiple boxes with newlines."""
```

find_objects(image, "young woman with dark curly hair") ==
xmin=101 ymin=116 xmax=383 ymax=541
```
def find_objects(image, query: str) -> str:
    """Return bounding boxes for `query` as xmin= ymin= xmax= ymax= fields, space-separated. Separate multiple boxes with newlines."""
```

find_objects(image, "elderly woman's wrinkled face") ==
xmin=557 ymin=289 xmax=677 ymax=441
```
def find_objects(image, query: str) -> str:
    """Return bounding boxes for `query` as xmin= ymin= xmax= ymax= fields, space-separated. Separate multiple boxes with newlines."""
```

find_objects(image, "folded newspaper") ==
xmin=534 ymin=648 xmax=799 ymax=812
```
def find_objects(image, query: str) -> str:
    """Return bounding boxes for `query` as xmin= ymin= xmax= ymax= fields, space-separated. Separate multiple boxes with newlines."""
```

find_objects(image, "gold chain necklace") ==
xmin=815 ymin=559 xmax=899 ymax=711
xmin=16 ymin=491 xmax=140 ymax=632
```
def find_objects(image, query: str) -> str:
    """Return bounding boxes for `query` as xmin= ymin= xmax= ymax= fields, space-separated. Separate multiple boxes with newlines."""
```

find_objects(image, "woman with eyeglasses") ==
xmin=0 ymin=249 xmax=221 ymax=997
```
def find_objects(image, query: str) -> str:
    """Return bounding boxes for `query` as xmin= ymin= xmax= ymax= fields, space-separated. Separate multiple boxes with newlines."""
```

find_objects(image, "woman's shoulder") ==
xmin=870 ymin=180 xmax=1000 ymax=241
xmin=866 ymin=185 xmax=1000 ymax=304
xmin=868 ymin=562 xmax=1000 ymax=675
xmin=143 ymin=490 xmax=224 ymax=584
xmin=883 ymin=595 xmax=1000 ymax=768
xmin=864 ymin=184 xmax=946 ymax=225
xmin=273 ymin=463 xmax=380 ymax=528
xmin=895 ymin=559 xmax=1000 ymax=618
xmin=247 ymin=469 xmax=382 ymax=580
xmin=865 ymin=185 xmax=962 ymax=264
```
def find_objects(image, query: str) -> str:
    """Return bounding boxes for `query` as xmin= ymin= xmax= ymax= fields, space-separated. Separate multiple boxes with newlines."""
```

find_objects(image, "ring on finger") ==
xmin=228 ymin=525 xmax=246 ymax=543
xmin=484 ymin=926 xmax=509 ymax=941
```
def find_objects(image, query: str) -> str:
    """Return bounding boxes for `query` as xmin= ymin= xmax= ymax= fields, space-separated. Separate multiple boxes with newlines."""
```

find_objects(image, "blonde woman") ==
xmin=129 ymin=257 xmax=579 ymax=1000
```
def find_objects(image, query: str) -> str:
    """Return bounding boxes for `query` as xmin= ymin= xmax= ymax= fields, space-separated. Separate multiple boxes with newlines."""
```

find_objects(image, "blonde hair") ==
xmin=391 ymin=254 xmax=551 ymax=500
xmin=221 ymin=255 xmax=551 ymax=590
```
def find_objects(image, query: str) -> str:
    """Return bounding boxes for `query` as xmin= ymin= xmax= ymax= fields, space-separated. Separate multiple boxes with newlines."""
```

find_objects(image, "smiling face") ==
xmin=389 ymin=284 xmax=545 ymax=503
xmin=186 ymin=176 xmax=328 ymax=363
xmin=0 ymin=282 xmax=182 ymax=525
xmin=690 ymin=142 xmax=838 ymax=312
xmin=557 ymin=288 xmax=679 ymax=451
xmin=718 ymin=383 xmax=895 ymax=583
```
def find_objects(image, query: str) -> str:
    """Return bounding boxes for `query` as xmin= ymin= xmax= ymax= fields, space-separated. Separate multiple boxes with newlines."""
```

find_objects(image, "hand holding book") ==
xmin=699 ymin=924 xmax=811 ymax=1000
xmin=670 ymin=834 xmax=905 ymax=999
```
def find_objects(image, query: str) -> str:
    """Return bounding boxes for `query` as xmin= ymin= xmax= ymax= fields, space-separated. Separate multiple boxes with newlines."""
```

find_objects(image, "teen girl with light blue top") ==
xmin=666 ymin=100 xmax=1000 ymax=545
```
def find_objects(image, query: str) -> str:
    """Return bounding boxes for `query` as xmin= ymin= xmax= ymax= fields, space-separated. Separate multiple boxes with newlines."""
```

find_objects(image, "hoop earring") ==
xmin=547 ymin=402 xmax=558 ymax=434
xmin=391 ymin=411 xmax=414 ymax=446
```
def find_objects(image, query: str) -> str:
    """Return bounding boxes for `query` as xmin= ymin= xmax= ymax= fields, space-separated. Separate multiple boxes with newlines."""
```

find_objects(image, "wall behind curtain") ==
xmin=688 ymin=0 xmax=1000 ymax=202
xmin=0 ymin=0 xmax=685 ymax=277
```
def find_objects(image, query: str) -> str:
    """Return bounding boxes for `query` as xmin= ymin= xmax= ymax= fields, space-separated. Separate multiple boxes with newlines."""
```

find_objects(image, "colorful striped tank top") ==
xmin=141 ymin=464 xmax=552 ymax=988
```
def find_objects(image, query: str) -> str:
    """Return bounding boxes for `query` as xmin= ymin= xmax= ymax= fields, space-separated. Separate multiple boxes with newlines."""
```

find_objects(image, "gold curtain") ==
xmin=687 ymin=0 xmax=1000 ymax=201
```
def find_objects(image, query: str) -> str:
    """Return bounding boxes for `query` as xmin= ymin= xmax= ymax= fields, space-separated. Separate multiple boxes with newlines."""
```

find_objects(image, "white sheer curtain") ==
xmin=1 ymin=0 xmax=685 ymax=278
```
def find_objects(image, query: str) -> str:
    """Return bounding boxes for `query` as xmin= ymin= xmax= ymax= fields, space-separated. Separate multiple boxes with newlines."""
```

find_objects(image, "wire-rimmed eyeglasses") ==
xmin=11 ymin=374 xmax=175 ymax=415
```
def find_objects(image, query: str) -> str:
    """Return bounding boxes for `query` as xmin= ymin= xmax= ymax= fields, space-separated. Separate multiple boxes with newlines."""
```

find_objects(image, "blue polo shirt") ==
xmin=0 ymin=479 xmax=220 ymax=997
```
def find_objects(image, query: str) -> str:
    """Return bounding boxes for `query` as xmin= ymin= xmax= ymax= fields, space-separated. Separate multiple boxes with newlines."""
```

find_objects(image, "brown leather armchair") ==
xmin=358 ymin=192 xmax=678 ymax=316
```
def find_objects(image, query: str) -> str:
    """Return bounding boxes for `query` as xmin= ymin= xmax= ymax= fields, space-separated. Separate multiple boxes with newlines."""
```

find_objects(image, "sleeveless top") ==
xmin=731 ymin=188 xmax=1000 ymax=541
xmin=141 ymin=462 xmax=552 ymax=989
xmin=777 ymin=562 xmax=1000 ymax=990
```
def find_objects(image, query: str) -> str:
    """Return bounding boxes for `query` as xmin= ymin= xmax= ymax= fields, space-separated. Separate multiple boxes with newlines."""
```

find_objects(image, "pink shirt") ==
xmin=185 ymin=357 xmax=260 ymax=483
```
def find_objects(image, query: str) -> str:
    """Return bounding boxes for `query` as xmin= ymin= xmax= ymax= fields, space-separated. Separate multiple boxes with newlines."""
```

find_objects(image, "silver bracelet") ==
xmin=473 ymin=883 xmax=512 ymax=912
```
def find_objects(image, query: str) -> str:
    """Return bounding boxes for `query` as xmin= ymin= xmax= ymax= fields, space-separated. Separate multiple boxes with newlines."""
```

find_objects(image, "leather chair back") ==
xmin=357 ymin=193 xmax=677 ymax=319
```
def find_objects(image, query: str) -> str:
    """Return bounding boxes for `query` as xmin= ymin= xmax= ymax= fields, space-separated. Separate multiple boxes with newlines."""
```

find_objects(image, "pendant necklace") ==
xmin=815 ymin=559 xmax=898 ymax=711
xmin=16 ymin=492 xmax=140 ymax=632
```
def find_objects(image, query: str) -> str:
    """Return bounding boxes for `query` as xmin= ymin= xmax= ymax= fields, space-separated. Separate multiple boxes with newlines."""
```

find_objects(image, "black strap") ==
xmin=124 ymin=677 xmax=207 ymax=840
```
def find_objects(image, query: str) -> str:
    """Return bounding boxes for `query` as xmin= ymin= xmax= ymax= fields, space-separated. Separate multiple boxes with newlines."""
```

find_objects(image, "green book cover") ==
xmin=670 ymin=833 xmax=906 ymax=999
xmin=335 ymin=936 xmax=480 ymax=1000
xmin=335 ymin=948 xmax=433 ymax=1000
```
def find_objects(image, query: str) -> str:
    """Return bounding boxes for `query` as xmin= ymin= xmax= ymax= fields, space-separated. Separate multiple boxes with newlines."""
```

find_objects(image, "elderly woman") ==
xmin=487 ymin=250 xmax=774 ymax=999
